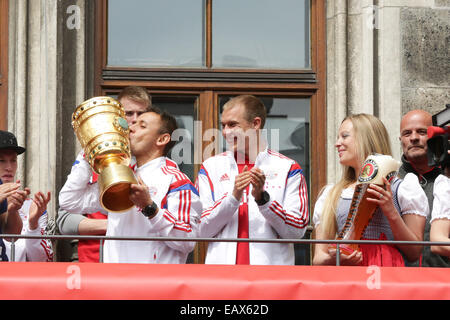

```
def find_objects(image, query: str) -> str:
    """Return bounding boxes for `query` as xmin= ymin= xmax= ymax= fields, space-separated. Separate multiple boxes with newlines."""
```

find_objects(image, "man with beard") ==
xmin=399 ymin=109 xmax=447 ymax=267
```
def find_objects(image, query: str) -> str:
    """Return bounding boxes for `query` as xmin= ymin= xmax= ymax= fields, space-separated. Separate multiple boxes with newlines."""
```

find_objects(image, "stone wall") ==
xmin=326 ymin=0 xmax=449 ymax=184
xmin=400 ymin=4 xmax=450 ymax=115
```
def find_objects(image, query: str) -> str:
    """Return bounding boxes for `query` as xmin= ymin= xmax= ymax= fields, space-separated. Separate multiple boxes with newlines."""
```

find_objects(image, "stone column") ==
xmin=347 ymin=0 xmax=376 ymax=115
xmin=7 ymin=0 xmax=29 ymax=187
xmin=326 ymin=0 xmax=348 ymax=184
xmin=376 ymin=2 xmax=403 ymax=161
xmin=326 ymin=0 xmax=379 ymax=184
xmin=7 ymin=0 xmax=92 ymax=261
xmin=8 ymin=0 xmax=58 ymax=216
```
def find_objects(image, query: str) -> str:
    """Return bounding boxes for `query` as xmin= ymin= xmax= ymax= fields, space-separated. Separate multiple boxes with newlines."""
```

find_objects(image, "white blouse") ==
xmin=313 ymin=173 xmax=429 ymax=238
xmin=430 ymin=174 xmax=450 ymax=222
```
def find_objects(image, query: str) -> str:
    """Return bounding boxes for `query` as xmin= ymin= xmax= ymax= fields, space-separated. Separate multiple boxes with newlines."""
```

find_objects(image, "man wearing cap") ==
xmin=0 ymin=130 xmax=53 ymax=261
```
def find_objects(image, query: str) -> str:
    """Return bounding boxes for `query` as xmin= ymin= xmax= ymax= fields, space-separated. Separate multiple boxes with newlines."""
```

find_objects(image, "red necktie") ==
xmin=236 ymin=163 xmax=254 ymax=265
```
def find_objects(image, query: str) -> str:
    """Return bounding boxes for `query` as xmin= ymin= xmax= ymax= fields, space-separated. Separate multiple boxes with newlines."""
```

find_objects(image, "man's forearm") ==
xmin=2 ymin=209 xmax=23 ymax=235
xmin=78 ymin=218 xmax=107 ymax=235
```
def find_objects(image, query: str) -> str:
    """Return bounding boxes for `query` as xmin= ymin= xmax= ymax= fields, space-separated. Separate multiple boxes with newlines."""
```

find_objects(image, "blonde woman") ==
xmin=313 ymin=114 xmax=428 ymax=266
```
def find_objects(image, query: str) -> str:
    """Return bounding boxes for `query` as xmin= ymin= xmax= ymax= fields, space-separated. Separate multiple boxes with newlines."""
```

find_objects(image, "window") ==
xmin=153 ymin=95 xmax=198 ymax=182
xmin=108 ymin=0 xmax=205 ymax=68
xmin=212 ymin=0 xmax=310 ymax=69
xmin=95 ymin=0 xmax=326 ymax=264
xmin=107 ymin=0 xmax=310 ymax=70
xmin=0 ymin=0 xmax=8 ymax=130
xmin=219 ymin=96 xmax=311 ymax=187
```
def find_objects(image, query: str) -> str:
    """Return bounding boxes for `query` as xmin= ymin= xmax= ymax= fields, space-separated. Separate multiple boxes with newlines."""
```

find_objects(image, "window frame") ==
xmin=94 ymin=0 xmax=326 ymax=264
xmin=95 ymin=0 xmax=320 ymax=83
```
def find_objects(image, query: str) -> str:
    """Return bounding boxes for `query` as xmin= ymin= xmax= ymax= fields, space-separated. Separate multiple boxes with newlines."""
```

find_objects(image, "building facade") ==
xmin=1 ymin=0 xmax=449 ymax=262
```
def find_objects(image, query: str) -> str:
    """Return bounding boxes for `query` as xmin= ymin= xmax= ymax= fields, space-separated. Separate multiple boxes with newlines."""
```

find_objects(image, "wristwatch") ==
xmin=255 ymin=191 xmax=270 ymax=206
xmin=141 ymin=201 xmax=159 ymax=219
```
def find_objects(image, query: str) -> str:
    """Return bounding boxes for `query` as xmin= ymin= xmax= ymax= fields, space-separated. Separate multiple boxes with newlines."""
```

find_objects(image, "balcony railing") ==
xmin=2 ymin=234 xmax=450 ymax=265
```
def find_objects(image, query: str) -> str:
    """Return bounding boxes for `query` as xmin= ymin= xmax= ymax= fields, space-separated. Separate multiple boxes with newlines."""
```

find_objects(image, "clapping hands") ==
xmin=0 ymin=182 xmax=20 ymax=203
xmin=232 ymin=166 xmax=266 ymax=201
xmin=28 ymin=191 xmax=51 ymax=230
xmin=6 ymin=180 xmax=30 ymax=213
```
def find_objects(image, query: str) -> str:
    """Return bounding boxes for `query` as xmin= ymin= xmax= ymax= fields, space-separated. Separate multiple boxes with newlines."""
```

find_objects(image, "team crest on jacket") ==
xmin=148 ymin=186 xmax=158 ymax=197
xmin=265 ymin=171 xmax=278 ymax=180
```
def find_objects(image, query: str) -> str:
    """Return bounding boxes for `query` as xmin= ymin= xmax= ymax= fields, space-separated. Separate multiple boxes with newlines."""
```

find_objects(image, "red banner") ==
xmin=0 ymin=262 xmax=448 ymax=300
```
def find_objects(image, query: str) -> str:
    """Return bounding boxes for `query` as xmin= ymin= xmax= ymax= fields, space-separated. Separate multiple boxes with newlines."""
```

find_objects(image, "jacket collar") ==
xmin=225 ymin=147 xmax=270 ymax=168
xmin=136 ymin=156 xmax=167 ymax=173
xmin=401 ymin=154 xmax=442 ymax=183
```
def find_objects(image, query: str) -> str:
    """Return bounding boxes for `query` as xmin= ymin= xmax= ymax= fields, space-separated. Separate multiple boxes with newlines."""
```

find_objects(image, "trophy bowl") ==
xmin=72 ymin=96 xmax=137 ymax=213
xmin=329 ymin=154 xmax=401 ymax=256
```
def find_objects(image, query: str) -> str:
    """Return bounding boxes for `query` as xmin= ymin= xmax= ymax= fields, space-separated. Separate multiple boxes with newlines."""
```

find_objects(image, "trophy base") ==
xmin=98 ymin=163 xmax=138 ymax=213
xmin=329 ymin=243 xmax=359 ymax=256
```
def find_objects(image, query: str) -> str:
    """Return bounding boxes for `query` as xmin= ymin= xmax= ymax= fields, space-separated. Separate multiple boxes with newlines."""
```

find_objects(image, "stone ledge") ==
xmin=379 ymin=0 xmax=435 ymax=8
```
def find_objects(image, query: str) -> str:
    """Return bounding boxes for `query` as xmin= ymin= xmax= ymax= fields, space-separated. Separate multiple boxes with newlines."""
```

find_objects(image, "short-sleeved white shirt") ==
xmin=430 ymin=174 xmax=450 ymax=223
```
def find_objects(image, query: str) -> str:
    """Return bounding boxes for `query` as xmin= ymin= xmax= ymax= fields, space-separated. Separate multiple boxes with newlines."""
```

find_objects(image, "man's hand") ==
xmin=367 ymin=177 xmax=397 ymax=221
xmin=0 ymin=182 xmax=20 ymax=203
xmin=249 ymin=168 xmax=266 ymax=201
xmin=7 ymin=180 xmax=30 ymax=213
xmin=28 ymin=191 xmax=51 ymax=230
xmin=129 ymin=176 xmax=152 ymax=209
xmin=328 ymin=247 xmax=363 ymax=266
xmin=232 ymin=165 xmax=252 ymax=201
xmin=1 ymin=181 xmax=28 ymax=236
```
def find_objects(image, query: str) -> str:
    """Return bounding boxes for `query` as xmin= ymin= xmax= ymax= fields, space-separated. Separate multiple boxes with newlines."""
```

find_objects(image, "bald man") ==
xmin=399 ymin=110 xmax=447 ymax=267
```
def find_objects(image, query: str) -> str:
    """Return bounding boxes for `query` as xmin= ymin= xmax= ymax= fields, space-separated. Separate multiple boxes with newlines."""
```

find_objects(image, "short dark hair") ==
xmin=118 ymin=86 xmax=152 ymax=110
xmin=148 ymin=107 xmax=178 ymax=156
xmin=223 ymin=95 xmax=267 ymax=128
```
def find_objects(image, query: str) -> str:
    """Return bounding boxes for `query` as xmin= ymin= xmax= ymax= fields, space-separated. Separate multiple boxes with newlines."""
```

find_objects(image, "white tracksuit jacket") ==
xmin=196 ymin=149 xmax=309 ymax=265
xmin=4 ymin=199 xmax=53 ymax=262
xmin=59 ymin=152 xmax=202 ymax=264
